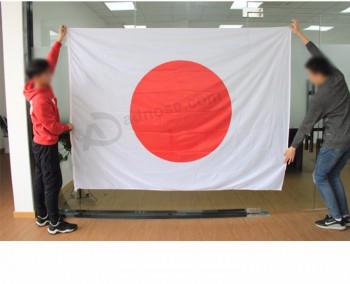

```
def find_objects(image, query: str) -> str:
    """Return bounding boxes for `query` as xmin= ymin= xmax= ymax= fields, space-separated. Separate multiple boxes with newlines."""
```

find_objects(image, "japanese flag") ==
xmin=68 ymin=27 xmax=291 ymax=190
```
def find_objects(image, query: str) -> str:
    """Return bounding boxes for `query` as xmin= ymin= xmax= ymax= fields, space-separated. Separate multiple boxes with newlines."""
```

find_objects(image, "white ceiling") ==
xmin=32 ymin=2 xmax=350 ymax=44
xmin=84 ymin=1 xmax=350 ymax=27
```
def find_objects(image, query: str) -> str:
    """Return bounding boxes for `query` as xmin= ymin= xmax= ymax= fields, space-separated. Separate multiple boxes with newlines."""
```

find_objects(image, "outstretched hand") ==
xmin=58 ymin=25 xmax=67 ymax=43
xmin=67 ymin=123 xmax=74 ymax=132
xmin=290 ymin=19 xmax=301 ymax=35
xmin=290 ymin=18 xmax=310 ymax=45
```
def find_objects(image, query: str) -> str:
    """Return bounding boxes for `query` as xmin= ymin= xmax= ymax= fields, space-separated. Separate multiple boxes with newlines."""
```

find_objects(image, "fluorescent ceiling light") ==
xmin=105 ymin=2 xmax=135 ymax=11
xmin=341 ymin=7 xmax=350 ymax=13
xmin=304 ymin=25 xmax=334 ymax=32
xmin=248 ymin=2 xmax=263 ymax=8
xmin=231 ymin=1 xmax=263 ymax=10
xmin=219 ymin=25 xmax=243 ymax=28
xmin=124 ymin=25 xmax=147 ymax=29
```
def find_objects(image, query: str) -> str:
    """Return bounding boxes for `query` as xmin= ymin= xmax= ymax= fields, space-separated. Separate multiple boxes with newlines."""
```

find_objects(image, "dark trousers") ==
xmin=32 ymin=142 xmax=62 ymax=223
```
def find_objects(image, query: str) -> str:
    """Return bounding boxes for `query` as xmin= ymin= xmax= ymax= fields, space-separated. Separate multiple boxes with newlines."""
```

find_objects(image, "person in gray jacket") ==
xmin=285 ymin=19 xmax=350 ymax=230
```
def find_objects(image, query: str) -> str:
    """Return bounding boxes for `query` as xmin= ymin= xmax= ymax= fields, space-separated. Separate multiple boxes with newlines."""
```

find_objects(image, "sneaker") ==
xmin=48 ymin=219 xmax=78 ymax=235
xmin=315 ymin=215 xmax=346 ymax=231
xmin=343 ymin=216 xmax=350 ymax=227
xmin=36 ymin=215 xmax=50 ymax=227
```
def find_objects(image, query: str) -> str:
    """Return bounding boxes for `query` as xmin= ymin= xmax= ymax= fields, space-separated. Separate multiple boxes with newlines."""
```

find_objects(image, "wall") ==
xmin=1 ymin=2 xmax=34 ymax=212
xmin=0 ymin=6 xmax=7 ymax=149
xmin=290 ymin=37 xmax=310 ymax=128
xmin=323 ymin=45 xmax=350 ymax=81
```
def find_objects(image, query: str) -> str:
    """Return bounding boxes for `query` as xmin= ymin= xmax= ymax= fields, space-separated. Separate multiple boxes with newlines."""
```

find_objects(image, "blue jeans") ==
xmin=313 ymin=146 xmax=350 ymax=219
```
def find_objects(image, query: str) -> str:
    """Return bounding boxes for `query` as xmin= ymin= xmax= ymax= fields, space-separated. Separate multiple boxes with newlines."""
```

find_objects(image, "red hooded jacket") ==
xmin=24 ymin=41 xmax=69 ymax=145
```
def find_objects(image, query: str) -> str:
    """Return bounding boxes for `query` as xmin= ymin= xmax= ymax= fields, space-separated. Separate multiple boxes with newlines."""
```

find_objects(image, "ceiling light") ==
xmin=124 ymin=25 xmax=147 ymax=29
xmin=248 ymin=2 xmax=263 ymax=8
xmin=230 ymin=1 xmax=263 ymax=10
xmin=341 ymin=7 xmax=350 ymax=13
xmin=105 ymin=2 xmax=135 ymax=11
xmin=304 ymin=25 xmax=334 ymax=32
xmin=219 ymin=25 xmax=243 ymax=28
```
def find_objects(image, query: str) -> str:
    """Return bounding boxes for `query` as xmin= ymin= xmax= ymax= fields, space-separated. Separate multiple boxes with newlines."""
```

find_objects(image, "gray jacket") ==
xmin=291 ymin=41 xmax=350 ymax=149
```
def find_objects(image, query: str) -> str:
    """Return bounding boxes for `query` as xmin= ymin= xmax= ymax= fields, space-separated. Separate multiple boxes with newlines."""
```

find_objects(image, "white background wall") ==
xmin=1 ymin=2 xmax=34 ymax=212
xmin=0 ymin=7 xmax=7 ymax=149
xmin=290 ymin=37 xmax=310 ymax=128
xmin=323 ymin=45 xmax=350 ymax=80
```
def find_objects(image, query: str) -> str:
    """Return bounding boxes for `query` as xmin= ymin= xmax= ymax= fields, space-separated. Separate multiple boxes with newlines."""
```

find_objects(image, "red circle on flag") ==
xmin=130 ymin=60 xmax=232 ymax=162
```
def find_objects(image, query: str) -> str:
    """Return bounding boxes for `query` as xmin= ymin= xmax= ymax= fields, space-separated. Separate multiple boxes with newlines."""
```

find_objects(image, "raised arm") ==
xmin=46 ymin=25 xmax=67 ymax=73
xmin=290 ymin=19 xmax=342 ymax=76
xmin=290 ymin=19 xmax=310 ymax=46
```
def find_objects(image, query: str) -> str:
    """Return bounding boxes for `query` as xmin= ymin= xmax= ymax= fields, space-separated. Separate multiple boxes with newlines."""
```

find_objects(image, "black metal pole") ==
xmin=24 ymin=2 xmax=34 ymax=62
xmin=23 ymin=2 xmax=36 ymax=211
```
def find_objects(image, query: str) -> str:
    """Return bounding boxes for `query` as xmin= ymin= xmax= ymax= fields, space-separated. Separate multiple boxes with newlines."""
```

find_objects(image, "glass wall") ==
xmin=30 ymin=2 xmax=350 ymax=214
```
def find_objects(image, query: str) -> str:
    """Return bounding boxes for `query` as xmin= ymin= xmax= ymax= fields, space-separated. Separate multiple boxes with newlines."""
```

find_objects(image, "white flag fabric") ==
xmin=68 ymin=27 xmax=291 ymax=191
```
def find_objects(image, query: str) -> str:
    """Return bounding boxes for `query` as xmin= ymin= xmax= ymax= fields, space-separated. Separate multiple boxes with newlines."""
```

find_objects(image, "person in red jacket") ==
xmin=24 ymin=25 xmax=77 ymax=235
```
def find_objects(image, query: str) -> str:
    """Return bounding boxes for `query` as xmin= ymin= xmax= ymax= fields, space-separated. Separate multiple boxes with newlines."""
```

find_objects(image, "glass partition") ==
xmin=29 ymin=1 xmax=350 ymax=215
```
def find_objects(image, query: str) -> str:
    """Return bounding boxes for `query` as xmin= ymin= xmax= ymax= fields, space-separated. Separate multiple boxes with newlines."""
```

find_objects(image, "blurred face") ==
xmin=306 ymin=69 xmax=328 ymax=86
xmin=33 ymin=69 xmax=52 ymax=86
